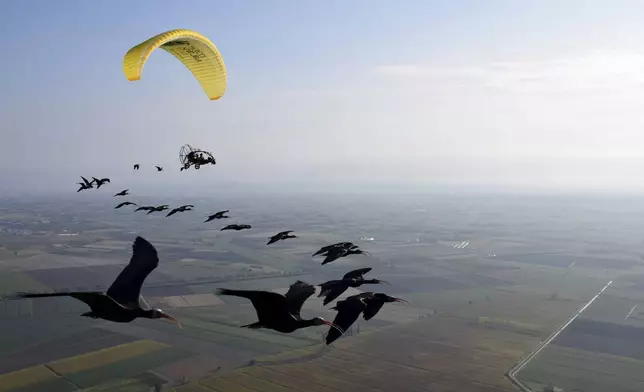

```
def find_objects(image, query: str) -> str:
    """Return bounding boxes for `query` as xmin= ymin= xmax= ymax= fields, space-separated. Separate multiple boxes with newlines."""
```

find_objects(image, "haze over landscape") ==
xmin=3 ymin=0 xmax=644 ymax=194
xmin=3 ymin=1 xmax=644 ymax=392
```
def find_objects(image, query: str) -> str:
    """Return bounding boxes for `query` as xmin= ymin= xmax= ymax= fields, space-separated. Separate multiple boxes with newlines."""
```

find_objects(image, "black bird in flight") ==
xmin=326 ymin=292 xmax=407 ymax=345
xmin=166 ymin=204 xmax=194 ymax=217
xmin=155 ymin=166 xmax=163 ymax=172
xmin=321 ymin=247 xmax=371 ymax=266
xmin=205 ymin=210 xmax=229 ymax=222
xmin=77 ymin=182 xmax=92 ymax=192
xmin=92 ymin=177 xmax=111 ymax=189
xmin=216 ymin=281 xmax=343 ymax=335
xmin=147 ymin=205 xmax=170 ymax=215
xmin=133 ymin=164 xmax=140 ymax=170
xmin=114 ymin=189 xmax=129 ymax=197
xmin=312 ymin=242 xmax=356 ymax=257
xmin=267 ymin=230 xmax=297 ymax=245
xmin=77 ymin=176 xmax=94 ymax=192
xmin=221 ymin=224 xmax=251 ymax=231
xmin=134 ymin=206 xmax=155 ymax=212
xmin=318 ymin=268 xmax=388 ymax=306
xmin=115 ymin=201 xmax=137 ymax=209
xmin=9 ymin=237 xmax=181 ymax=327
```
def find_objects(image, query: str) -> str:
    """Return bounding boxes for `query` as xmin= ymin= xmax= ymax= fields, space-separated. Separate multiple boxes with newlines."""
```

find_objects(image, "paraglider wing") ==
xmin=123 ymin=29 xmax=227 ymax=100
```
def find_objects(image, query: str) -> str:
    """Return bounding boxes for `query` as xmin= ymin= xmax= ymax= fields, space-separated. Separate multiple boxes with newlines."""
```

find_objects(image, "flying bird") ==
xmin=134 ymin=206 xmax=155 ymax=212
xmin=79 ymin=176 xmax=94 ymax=188
xmin=325 ymin=292 xmax=407 ymax=345
xmin=166 ymin=205 xmax=195 ymax=217
xmin=146 ymin=205 xmax=170 ymax=214
xmin=205 ymin=210 xmax=229 ymax=222
xmin=8 ymin=237 xmax=181 ymax=327
xmin=312 ymin=242 xmax=356 ymax=257
xmin=155 ymin=166 xmax=163 ymax=172
xmin=133 ymin=164 xmax=140 ymax=170
xmin=216 ymin=281 xmax=343 ymax=335
xmin=221 ymin=224 xmax=251 ymax=231
xmin=267 ymin=230 xmax=297 ymax=245
xmin=321 ymin=247 xmax=371 ymax=266
xmin=114 ymin=189 xmax=129 ymax=197
xmin=318 ymin=268 xmax=388 ymax=306
xmin=76 ymin=176 xmax=94 ymax=192
xmin=77 ymin=182 xmax=92 ymax=192
xmin=92 ymin=177 xmax=111 ymax=189
xmin=115 ymin=201 xmax=137 ymax=209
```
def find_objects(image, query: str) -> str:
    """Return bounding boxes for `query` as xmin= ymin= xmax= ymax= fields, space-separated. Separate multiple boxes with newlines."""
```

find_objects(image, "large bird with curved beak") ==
xmin=77 ymin=176 xmax=94 ymax=192
xmin=166 ymin=204 xmax=194 ymax=217
xmin=91 ymin=177 xmax=111 ymax=189
xmin=205 ymin=210 xmax=229 ymax=222
xmin=146 ymin=205 xmax=170 ymax=215
xmin=325 ymin=292 xmax=407 ymax=345
xmin=318 ymin=267 xmax=388 ymax=306
xmin=267 ymin=230 xmax=297 ymax=245
xmin=216 ymin=281 xmax=344 ymax=337
xmin=321 ymin=247 xmax=371 ymax=265
xmin=7 ymin=237 xmax=181 ymax=327
xmin=312 ymin=242 xmax=356 ymax=257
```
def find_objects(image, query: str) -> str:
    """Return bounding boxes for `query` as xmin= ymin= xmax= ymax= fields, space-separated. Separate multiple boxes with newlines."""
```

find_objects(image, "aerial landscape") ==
xmin=3 ymin=192 xmax=644 ymax=391
xmin=4 ymin=1 xmax=644 ymax=391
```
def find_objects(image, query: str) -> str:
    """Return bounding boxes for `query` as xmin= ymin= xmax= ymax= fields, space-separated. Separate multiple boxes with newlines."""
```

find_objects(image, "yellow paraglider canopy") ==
xmin=123 ymin=29 xmax=227 ymax=100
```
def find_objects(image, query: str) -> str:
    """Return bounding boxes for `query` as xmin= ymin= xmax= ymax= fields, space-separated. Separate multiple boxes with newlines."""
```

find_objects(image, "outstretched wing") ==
xmin=106 ymin=237 xmax=159 ymax=308
xmin=343 ymin=267 xmax=372 ymax=280
xmin=9 ymin=291 xmax=110 ymax=310
xmin=317 ymin=280 xmax=340 ymax=297
xmin=217 ymin=288 xmax=289 ymax=321
xmin=321 ymin=248 xmax=347 ymax=265
xmin=284 ymin=280 xmax=316 ymax=317
xmin=321 ymin=282 xmax=350 ymax=306
xmin=326 ymin=297 xmax=366 ymax=345
xmin=362 ymin=300 xmax=385 ymax=321
xmin=81 ymin=176 xmax=92 ymax=186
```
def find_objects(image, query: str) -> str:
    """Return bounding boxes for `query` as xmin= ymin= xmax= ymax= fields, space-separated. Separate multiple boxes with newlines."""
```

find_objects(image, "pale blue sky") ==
xmin=2 ymin=1 xmax=644 ymax=195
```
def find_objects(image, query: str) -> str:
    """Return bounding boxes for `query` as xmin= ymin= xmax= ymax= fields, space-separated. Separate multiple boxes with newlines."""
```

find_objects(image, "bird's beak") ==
xmin=161 ymin=314 xmax=183 ymax=328
xmin=363 ymin=251 xmax=372 ymax=256
xmin=394 ymin=297 xmax=409 ymax=304
xmin=323 ymin=320 xmax=345 ymax=335
xmin=378 ymin=279 xmax=390 ymax=285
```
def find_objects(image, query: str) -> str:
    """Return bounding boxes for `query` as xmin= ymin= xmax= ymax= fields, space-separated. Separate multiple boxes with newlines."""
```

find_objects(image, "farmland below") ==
xmin=2 ymin=193 xmax=644 ymax=391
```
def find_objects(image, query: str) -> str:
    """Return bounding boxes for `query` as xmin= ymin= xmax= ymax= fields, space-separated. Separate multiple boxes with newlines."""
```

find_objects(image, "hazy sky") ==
xmin=3 ymin=0 xmax=644 ymax=195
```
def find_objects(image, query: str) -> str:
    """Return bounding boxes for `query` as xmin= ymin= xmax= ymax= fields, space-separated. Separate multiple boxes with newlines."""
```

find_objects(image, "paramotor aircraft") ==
xmin=179 ymin=144 xmax=216 ymax=171
xmin=123 ymin=29 xmax=227 ymax=100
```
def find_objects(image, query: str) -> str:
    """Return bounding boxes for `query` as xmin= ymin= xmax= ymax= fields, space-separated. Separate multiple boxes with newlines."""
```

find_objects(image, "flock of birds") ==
xmin=5 ymin=161 xmax=409 ymax=347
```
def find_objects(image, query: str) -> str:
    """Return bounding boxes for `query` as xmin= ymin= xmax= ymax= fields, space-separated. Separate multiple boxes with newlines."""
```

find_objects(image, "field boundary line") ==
xmin=506 ymin=280 xmax=613 ymax=392
xmin=42 ymin=364 xmax=81 ymax=390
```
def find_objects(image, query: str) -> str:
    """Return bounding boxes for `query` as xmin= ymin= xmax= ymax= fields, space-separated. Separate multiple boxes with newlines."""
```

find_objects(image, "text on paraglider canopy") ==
xmin=182 ymin=45 xmax=206 ymax=62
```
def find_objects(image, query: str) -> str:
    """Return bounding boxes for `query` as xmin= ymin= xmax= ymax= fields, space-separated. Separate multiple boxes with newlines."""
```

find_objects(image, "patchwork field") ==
xmin=516 ymin=287 xmax=644 ymax=392
xmin=0 ymin=340 xmax=191 ymax=392
xmin=179 ymin=315 xmax=540 ymax=392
